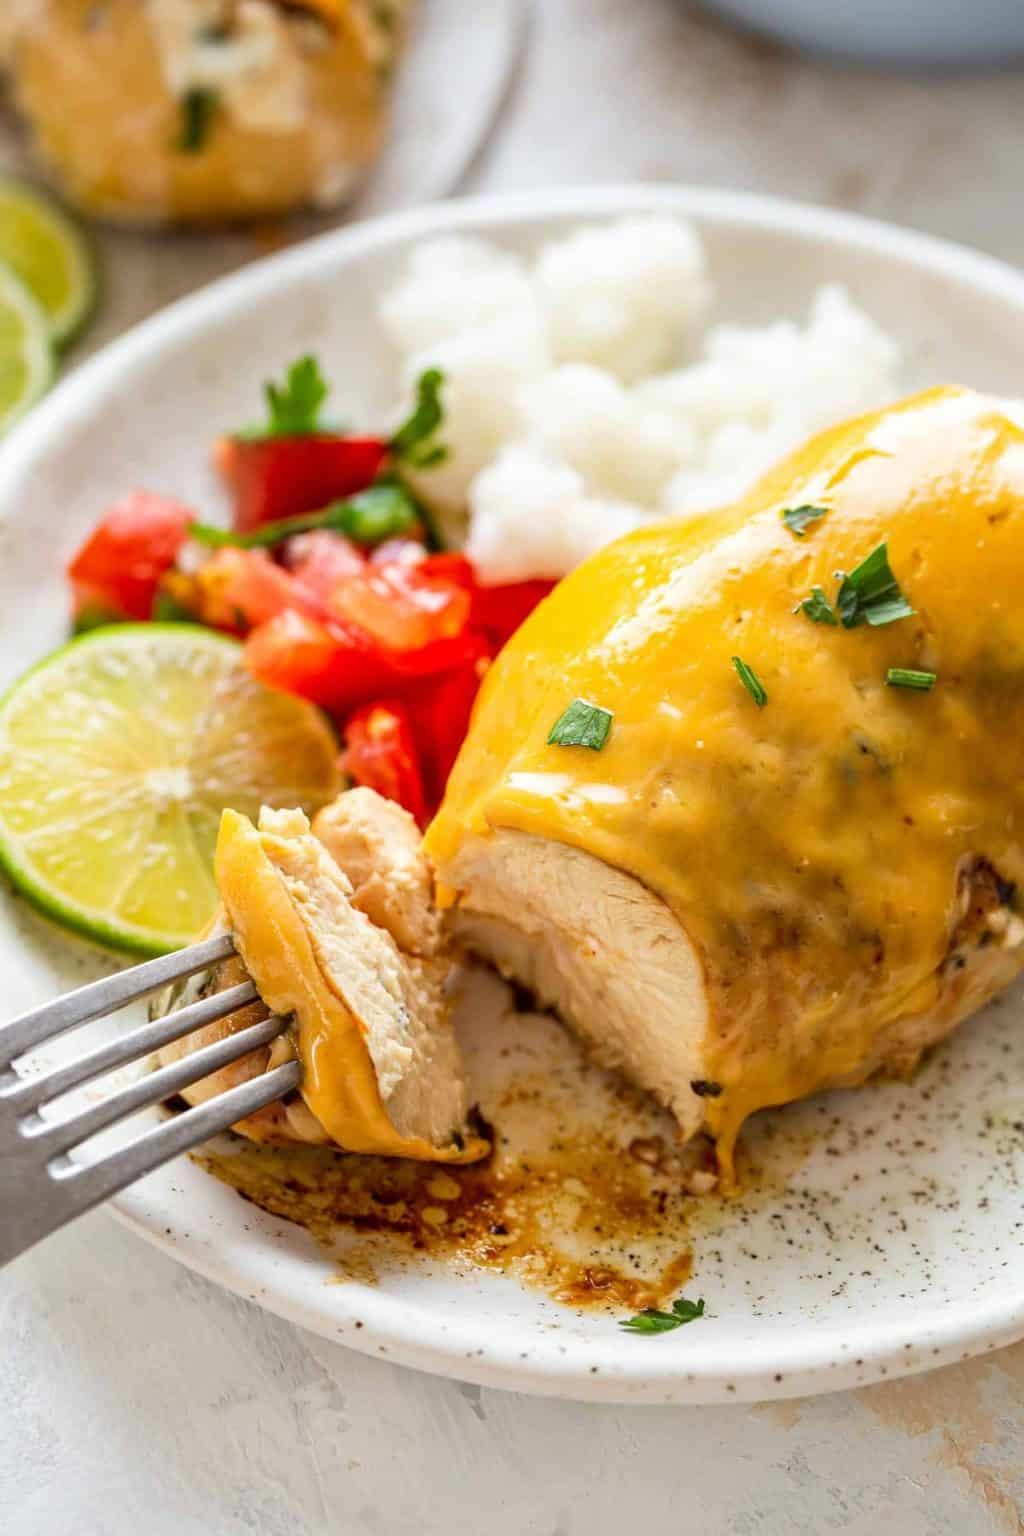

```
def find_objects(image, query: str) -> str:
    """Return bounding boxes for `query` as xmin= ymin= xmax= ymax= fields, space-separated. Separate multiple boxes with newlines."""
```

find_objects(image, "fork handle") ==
xmin=0 ymin=1060 xmax=300 ymax=1269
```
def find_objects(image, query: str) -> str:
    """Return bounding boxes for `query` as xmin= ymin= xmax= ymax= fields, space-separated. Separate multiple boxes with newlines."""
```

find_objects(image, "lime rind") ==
xmin=0 ymin=263 xmax=55 ymax=435
xmin=0 ymin=625 xmax=239 ymax=954
xmin=0 ymin=177 xmax=98 ymax=347
xmin=0 ymin=621 xmax=238 ymax=711
xmin=0 ymin=810 xmax=175 ymax=958
xmin=0 ymin=624 xmax=340 ymax=955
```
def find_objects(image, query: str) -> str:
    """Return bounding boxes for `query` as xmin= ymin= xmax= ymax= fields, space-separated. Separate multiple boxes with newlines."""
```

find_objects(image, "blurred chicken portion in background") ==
xmin=0 ymin=0 xmax=412 ymax=224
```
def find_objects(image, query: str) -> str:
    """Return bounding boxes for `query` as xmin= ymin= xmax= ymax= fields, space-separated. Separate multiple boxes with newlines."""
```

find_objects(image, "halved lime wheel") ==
xmin=0 ymin=625 xmax=341 ymax=954
xmin=0 ymin=178 xmax=97 ymax=346
xmin=0 ymin=262 xmax=54 ymax=434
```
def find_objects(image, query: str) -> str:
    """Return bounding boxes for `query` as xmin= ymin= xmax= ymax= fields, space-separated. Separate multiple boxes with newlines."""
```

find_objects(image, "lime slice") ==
xmin=0 ymin=625 xmax=341 ymax=955
xmin=0 ymin=263 xmax=54 ymax=434
xmin=0 ymin=179 xmax=97 ymax=347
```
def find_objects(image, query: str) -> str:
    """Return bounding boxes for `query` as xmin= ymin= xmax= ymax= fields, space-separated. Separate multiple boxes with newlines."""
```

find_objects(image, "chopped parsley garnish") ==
xmin=333 ymin=482 xmax=420 ymax=544
xmin=178 ymin=87 xmax=219 ymax=154
xmin=795 ymin=586 xmax=838 ymax=626
xmin=731 ymin=656 xmax=767 ymax=707
xmin=886 ymin=667 xmax=936 ymax=691
xmin=190 ymin=481 xmax=419 ymax=549
xmin=619 ymin=1296 xmax=706 ymax=1335
xmin=547 ymin=698 xmax=613 ymax=751
xmin=232 ymin=356 xmax=348 ymax=441
xmin=690 ymin=1079 xmax=722 ymax=1098
xmin=836 ymin=542 xmax=914 ymax=629
xmin=390 ymin=369 xmax=448 ymax=468
xmin=254 ymin=355 xmax=331 ymax=439
xmin=781 ymin=503 xmax=828 ymax=537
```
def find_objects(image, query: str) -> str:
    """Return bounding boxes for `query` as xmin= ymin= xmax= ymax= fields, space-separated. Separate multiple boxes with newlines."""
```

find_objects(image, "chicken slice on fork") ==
xmin=156 ymin=788 xmax=487 ymax=1163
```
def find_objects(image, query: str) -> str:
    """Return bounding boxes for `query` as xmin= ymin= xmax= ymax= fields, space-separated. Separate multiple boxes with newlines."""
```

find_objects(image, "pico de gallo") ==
xmin=66 ymin=358 xmax=556 ymax=823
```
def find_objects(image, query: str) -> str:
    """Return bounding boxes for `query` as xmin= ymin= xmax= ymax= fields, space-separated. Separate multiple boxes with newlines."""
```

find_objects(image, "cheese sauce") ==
xmin=426 ymin=389 xmax=1024 ymax=1164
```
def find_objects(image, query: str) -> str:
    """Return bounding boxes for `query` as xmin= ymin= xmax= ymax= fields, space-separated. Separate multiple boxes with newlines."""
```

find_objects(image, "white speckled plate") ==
xmin=3 ymin=188 xmax=1024 ymax=1404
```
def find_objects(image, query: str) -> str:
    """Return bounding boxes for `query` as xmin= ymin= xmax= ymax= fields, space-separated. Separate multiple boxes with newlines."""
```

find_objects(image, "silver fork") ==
xmin=0 ymin=933 xmax=299 ymax=1268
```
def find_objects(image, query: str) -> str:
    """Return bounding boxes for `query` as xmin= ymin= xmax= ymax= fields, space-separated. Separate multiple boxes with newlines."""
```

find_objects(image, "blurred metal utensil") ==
xmin=0 ymin=935 xmax=297 ymax=1268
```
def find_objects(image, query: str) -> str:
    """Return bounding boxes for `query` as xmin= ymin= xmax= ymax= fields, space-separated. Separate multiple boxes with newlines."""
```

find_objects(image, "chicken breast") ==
xmin=313 ymin=786 xmax=442 ymax=958
xmin=156 ymin=788 xmax=487 ymax=1162
xmin=3 ymin=0 xmax=410 ymax=223
xmin=425 ymin=387 xmax=1024 ymax=1177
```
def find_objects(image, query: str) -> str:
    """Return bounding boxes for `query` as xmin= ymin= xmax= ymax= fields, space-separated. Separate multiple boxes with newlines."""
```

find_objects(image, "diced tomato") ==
xmin=342 ymin=701 xmax=427 ymax=825
xmin=68 ymin=491 xmax=195 ymax=622
xmin=216 ymin=435 xmax=387 ymax=533
xmin=330 ymin=558 xmax=472 ymax=657
xmin=417 ymin=552 xmax=477 ymax=592
xmin=245 ymin=611 xmax=348 ymax=708
xmin=245 ymin=610 xmax=401 ymax=716
xmin=193 ymin=548 xmax=324 ymax=631
xmin=407 ymin=632 xmax=493 ymax=812
xmin=472 ymin=578 xmax=557 ymax=647
xmin=283 ymin=530 xmax=365 ymax=605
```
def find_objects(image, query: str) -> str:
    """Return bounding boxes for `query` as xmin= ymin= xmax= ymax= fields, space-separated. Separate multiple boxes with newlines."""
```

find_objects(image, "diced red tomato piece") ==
xmin=330 ymin=558 xmax=472 ymax=657
xmin=245 ymin=610 xmax=348 ymax=708
xmin=472 ymin=579 xmax=557 ymax=647
xmin=407 ymin=631 xmax=493 ymax=812
xmin=193 ymin=548 xmax=324 ymax=631
xmin=216 ymin=435 xmax=387 ymax=533
xmin=245 ymin=609 xmax=402 ymax=716
xmin=418 ymin=553 xmax=477 ymax=591
xmin=283 ymin=530 xmax=365 ymax=606
xmin=68 ymin=491 xmax=195 ymax=622
xmin=342 ymin=701 xmax=427 ymax=825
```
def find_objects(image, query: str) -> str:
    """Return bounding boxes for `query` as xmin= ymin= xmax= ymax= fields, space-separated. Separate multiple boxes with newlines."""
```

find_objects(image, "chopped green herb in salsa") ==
xmin=390 ymin=368 xmax=448 ymax=468
xmin=190 ymin=481 xmax=419 ymax=550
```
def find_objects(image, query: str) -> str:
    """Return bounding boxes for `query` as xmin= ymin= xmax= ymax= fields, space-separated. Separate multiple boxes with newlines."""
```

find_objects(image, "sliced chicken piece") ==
xmin=447 ymin=832 xmax=710 ymax=1144
xmin=313 ymin=787 xmax=441 ymax=958
xmin=156 ymin=788 xmax=487 ymax=1162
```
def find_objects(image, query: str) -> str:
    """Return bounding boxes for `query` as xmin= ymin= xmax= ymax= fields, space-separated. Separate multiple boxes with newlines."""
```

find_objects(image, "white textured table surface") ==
xmin=6 ymin=4 xmax=1024 ymax=1532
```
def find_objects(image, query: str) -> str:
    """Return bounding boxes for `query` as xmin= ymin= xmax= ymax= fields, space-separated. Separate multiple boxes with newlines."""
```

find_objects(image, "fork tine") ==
xmin=0 ymin=932 xmax=237 ymax=1069
xmin=47 ymin=1060 xmax=302 ymax=1227
xmin=27 ymin=1013 xmax=290 ymax=1160
xmin=2 ymin=980 xmax=260 ymax=1115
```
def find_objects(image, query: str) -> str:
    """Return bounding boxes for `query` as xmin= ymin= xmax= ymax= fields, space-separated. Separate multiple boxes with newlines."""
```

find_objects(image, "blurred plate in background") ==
xmin=700 ymin=0 xmax=1024 ymax=67
xmin=0 ymin=0 xmax=530 ymax=359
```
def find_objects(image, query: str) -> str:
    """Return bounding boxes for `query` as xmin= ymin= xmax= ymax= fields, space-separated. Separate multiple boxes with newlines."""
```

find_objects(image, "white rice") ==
xmin=379 ymin=217 xmax=902 ymax=585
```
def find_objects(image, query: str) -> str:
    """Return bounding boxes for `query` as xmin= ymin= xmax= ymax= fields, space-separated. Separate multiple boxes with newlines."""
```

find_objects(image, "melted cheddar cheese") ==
xmin=426 ymin=388 xmax=1024 ymax=1157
